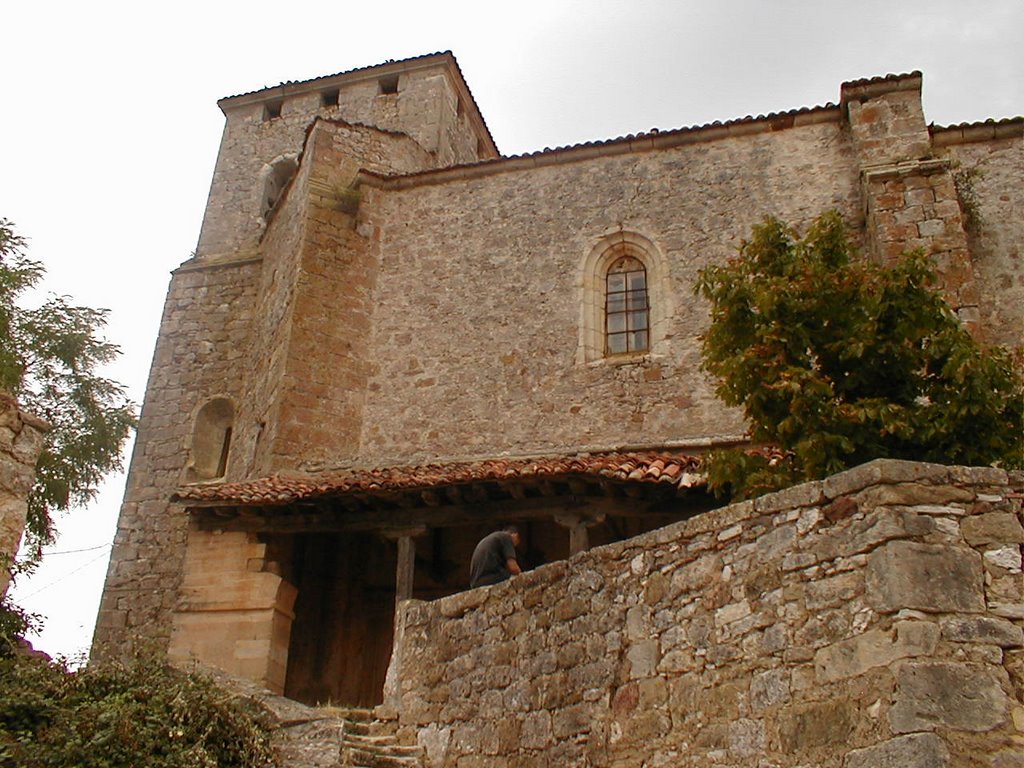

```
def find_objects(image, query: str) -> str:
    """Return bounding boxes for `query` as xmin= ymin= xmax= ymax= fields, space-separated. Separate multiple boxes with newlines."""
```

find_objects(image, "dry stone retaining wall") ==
xmin=389 ymin=460 xmax=1024 ymax=767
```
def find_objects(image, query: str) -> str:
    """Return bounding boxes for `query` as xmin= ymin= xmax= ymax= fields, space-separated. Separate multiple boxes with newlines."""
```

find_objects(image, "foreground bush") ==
xmin=0 ymin=649 xmax=274 ymax=767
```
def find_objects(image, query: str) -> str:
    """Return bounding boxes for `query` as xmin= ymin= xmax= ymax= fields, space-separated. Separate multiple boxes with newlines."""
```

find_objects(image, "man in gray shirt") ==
xmin=470 ymin=526 xmax=522 ymax=588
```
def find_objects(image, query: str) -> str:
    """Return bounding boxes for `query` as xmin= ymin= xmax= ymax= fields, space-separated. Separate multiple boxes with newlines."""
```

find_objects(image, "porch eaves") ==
xmin=173 ymin=452 xmax=706 ymax=509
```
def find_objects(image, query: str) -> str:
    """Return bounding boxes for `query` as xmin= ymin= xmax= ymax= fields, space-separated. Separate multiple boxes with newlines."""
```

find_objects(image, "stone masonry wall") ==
xmin=935 ymin=123 xmax=1024 ymax=346
xmin=361 ymin=117 xmax=862 ymax=465
xmin=93 ymin=260 xmax=260 ymax=656
xmin=0 ymin=394 xmax=47 ymax=596
xmin=390 ymin=460 xmax=1024 ymax=768
xmin=842 ymin=75 xmax=979 ymax=326
xmin=235 ymin=119 xmax=436 ymax=476
xmin=197 ymin=61 xmax=482 ymax=259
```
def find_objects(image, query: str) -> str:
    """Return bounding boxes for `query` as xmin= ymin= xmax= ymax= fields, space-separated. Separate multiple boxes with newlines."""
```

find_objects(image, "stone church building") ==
xmin=94 ymin=52 xmax=1022 ymax=714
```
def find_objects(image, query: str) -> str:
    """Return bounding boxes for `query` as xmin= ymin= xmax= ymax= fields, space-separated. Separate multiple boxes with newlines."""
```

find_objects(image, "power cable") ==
xmin=17 ymin=548 xmax=113 ymax=600
xmin=39 ymin=542 xmax=112 ymax=556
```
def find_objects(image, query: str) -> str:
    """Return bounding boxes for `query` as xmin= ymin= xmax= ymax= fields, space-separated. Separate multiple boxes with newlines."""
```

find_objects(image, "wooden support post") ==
xmin=554 ymin=512 xmax=606 ymax=556
xmin=568 ymin=520 xmax=589 ymax=556
xmin=396 ymin=535 xmax=415 ymax=602
xmin=382 ymin=526 xmax=427 ymax=607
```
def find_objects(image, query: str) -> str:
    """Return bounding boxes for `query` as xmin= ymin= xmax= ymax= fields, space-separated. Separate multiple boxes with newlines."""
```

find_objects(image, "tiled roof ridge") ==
xmin=931 ymin=115 xmax=1024 ymax=131
xmin=173 ymin=450 xmax=710 ymax=505
xmin=840 ymin=70 xmax=922 ymax=89
xmin=359 ymin=102 xmax=841 ymax=184
xmin=220 ymin=50 xmax=454 ymax=101
xmin=217 ymin=51 xmax=499 ymax=154
xmin=503 ymin=103 xmax=839 ymax=161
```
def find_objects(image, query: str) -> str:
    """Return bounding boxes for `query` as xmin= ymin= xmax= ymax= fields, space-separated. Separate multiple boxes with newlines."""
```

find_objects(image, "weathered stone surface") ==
xmin=941 ymin=615 xmax=1024 ymax=648
xmin=815 ymin=621 xmax=939 ymax=682
xmin=962 ymin=513 xmax=1024 ymax=545
xmin=844 ymin=732 xmax=950 ymax=768
xmin=866 ymin=541 xmax=985 ymax=614
xmin=750 ymin=667 xmax=790 ymax=712
xmin=380 ymin=461 xmax=1024 ymax=767
xmin=890 ymin=662 xmax=1008 ymax=733
xmin=0 ymin=397 xmax=47 ymax=597
xmin=985 ymin=546 xmax=1023 ymax=572
xmin=728 ymin=718 xmax=764 ymax=758
xmin=778 ymin=698 xmax=856 ymax=752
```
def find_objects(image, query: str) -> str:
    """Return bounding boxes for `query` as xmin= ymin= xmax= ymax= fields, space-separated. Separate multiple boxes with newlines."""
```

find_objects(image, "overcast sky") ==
xmin=3 ymin=0 xmax=1021 ymax=659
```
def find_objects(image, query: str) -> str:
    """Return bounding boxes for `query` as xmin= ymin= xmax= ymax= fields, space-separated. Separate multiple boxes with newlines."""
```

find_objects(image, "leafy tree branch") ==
xmin=0 ymin=219 xmax=136 ymax=558
xmin=695 ymin=210 xmax=1023 ymax=499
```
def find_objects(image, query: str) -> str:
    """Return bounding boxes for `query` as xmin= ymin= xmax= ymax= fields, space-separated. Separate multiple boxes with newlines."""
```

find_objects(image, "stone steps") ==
xmin=340 ymin=709 xmax=422 ymax=768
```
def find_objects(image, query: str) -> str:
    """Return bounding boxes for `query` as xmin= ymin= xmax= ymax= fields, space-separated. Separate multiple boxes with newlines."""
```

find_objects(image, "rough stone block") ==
xmin=844 ymin=732 xmax=950 ymax=768
xmin=866 ymin=541 xmax=984 ymax=614
xmin=750 ymin=667 xmax=790 ymax=712
xmin=822 ymin=460 xmax=950 ymax=499
xmin=940 ymin=615 xmax=1023 ymax=648
xmin=805 ymin=571 xmax=863 ymax=611
xmin=778 ymin=698 xmax=855 ymax=753
xmin=815 ymin=621 xmax=939 ymax=682
xmin=889 ymin=661 xmax=1008 ymax=733
xmin=985 ymin=546 xmax=1023 ymax=573
xmin=728 ymin=718 xmax=764 ymax=758
xmin=755 ymin=479 xmax=824 ymax=513
xmin=962 ymin=513 xmax=1024 ymax=545
xmin=626 ymin=640 xmax=659 ymax=679
xmin=519 ymin=711 xmax=552 ymax=750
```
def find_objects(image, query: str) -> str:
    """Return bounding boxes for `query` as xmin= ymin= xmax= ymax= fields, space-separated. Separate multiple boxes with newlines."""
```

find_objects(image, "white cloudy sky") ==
xmin=2 ymin=0 xmax=1021 ymax=659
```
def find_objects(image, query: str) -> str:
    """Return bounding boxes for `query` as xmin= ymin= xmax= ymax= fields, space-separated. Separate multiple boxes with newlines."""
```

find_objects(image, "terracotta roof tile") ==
xmin=218 ymin=51 xmax=498 ymax=155
xmin=931 ymin=116 xmax=1024 ymax=131
xmin=220 ymin=51 xmax=453 ymax=101
xmin=840 ymin=71 xmax=922 ymax=89
xmin=173 ymin=452 xmax=707 ymax=507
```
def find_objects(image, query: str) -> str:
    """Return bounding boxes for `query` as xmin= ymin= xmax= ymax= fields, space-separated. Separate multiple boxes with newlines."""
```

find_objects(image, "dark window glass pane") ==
xmin=626 ymin=290 xmax=648 ymax=311
xmin=606 ymin=255 xmax=650 ymax=356
xmin=607 ymin=333 xmax=627 ymax=355
xmin=630 ymin=330 xmax=649 ymax=351
xmin=607 ymin=273 xmax=626 ymax=292
xmin=627 ymin=270 xmax=647 ymax=290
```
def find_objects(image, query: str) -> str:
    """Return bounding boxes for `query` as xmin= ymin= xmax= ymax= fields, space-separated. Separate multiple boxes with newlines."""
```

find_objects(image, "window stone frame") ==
xmin=577 ymin=231 xmax=672 ymax=364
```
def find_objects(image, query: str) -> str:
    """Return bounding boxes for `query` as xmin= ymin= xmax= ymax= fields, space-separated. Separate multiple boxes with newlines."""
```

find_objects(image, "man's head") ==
xmin=503 ymin=525 xmax=521 ymax=547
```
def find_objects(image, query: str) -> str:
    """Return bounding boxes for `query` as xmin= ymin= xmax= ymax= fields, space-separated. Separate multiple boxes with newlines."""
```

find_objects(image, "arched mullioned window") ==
xmin=605 ymin=256 xmax=649 ymax=355
xmin=578 ymin=232 xmax=670 ymax=363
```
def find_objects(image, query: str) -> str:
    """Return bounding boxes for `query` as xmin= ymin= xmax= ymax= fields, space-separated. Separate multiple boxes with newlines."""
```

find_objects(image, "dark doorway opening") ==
xmin=276 ymin=507 xmax=698 ymax=706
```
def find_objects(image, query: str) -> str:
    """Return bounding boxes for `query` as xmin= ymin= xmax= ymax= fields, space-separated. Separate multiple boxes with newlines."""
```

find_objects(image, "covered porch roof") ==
xmin=171 ymin=452 xmax=717 ymax=534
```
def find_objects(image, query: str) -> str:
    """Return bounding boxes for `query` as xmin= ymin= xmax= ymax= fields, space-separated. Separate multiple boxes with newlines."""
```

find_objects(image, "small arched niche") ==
xmin=186 ymin=397 xmax=235 ymax=483
xmin=258 ymin=154 xmax=299 ymax=225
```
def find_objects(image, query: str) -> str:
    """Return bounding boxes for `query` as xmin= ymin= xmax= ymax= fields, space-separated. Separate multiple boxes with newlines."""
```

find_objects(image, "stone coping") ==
xmin=412 ymin=458 xmax=1022 ymax=621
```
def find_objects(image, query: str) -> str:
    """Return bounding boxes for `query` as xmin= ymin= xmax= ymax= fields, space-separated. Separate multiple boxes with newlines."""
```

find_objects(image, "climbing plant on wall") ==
xmin=695 ymin=210 xmax=1023 ymax=499
xmin=0 ymin=219 xmax=135 ymax=556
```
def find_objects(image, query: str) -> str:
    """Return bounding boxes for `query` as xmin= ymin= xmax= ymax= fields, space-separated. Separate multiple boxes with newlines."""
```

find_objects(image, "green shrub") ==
xmin=0 ymin=651 xmax=275 ymax=767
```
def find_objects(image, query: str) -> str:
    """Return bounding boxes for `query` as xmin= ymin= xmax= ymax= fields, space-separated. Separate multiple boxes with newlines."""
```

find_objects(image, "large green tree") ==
xmin=695 ymin=210 xmax=1023 ymax=499
xmin=0 ymin=219 xmax=135 ymax=556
